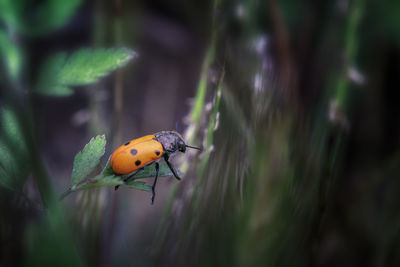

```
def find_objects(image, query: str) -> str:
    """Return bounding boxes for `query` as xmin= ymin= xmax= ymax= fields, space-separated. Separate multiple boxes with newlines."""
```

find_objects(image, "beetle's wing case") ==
xmin=127 ymin=134 xmax=155 ymax=145
xmin=110 ymin=135 xmax=155 ymax=166
xmin=110 ymin=135 xmax=163 ymax=174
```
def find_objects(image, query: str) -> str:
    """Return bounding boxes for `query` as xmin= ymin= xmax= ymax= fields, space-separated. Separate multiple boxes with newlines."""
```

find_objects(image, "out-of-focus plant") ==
xmin=0 ymin=107 xmax=29 ymax=191
xmin=151 ymin=0 xmax=397 ymax=267
xmin=0 ymin=0 xmax=82 ymax=36
xmin=35 ymin=48 xmax=135 ymax=96
xmin=0 ymin=0 xmax=137 ymax=266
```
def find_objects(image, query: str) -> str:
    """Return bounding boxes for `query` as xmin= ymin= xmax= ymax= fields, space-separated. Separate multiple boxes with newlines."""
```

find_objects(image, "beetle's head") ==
xmin=169 ymin=131 xmax=186 ymax=152
xmin=172 ymin=131 xmax=201 ymax=153
xmin=177 ymin=139 xmax=186 ymax=152
xmin=155 ymin=131 xmax=202 ymax=153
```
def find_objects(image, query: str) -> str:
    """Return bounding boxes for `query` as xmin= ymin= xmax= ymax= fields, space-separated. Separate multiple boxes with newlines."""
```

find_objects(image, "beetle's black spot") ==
xmin=155 ymin=150 xmax=160 ymax=156
xmin=135 ymin=160 xmax=141 ymax=166
xmin=124 ymin=141 xmax=130 ymax=146
xmin=130 ymin=149 xmax=138 ymax=155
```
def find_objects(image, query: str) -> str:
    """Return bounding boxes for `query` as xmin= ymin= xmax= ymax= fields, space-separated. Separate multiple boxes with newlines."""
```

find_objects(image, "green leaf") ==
xmin=70 ymin=162 xmax=177 ymax=193
xmin=101 ymin=156 xmax=115 ymax=177
xmin=66 ymin=160 xmax=180 ymax=195
xmin=66 ymin=175 xmax=150 ymax=197
xmin=58 ymin=48 xmax=136 ymax=85
xmin=0 ymin=29 xmax=22 ymax=80
xmin=35 ymin=48 xmax=136 ymax=96
xmin=125 ymin=181 xmax=152 ymax=192
xmin=36 ymin=53 xmax=73 ymax=96
xmin=127 ymin=162 xmax=182 ymax=179
xmin=70 ymin=175 xmax=123 ymax=192
xmin=71 ymin=135 xmax=106 ymax=186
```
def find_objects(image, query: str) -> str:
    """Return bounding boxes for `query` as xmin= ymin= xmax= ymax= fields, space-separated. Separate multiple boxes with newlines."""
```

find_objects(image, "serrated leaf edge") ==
xmin=70 ymin=134 xmax=106 ymax=186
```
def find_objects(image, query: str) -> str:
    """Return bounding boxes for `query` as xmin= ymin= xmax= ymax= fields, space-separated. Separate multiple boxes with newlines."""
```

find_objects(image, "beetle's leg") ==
xmin=163 ymin=154 xmax=181 ymax=181
xmin=151 ymin=162 xmax=160 ymax=205
xmin=114 ymin=168 xmax=144 ymax=190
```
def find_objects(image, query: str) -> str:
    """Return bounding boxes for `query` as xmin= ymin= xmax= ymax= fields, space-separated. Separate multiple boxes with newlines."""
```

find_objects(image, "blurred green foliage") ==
xmin=36 ymin=48 xmax=136 ymax=96
xmin=0 ymin=0 xmax=82 ymax=36
xmin=0 ymin=30 xmax=21 ymax=81
xmin=0 ymin=107 xmax=29 ymax=191
xmin=0 ymin=0 xmax=136 ymax=266
xmin=25 ymin=203 xmax=83 ymax=267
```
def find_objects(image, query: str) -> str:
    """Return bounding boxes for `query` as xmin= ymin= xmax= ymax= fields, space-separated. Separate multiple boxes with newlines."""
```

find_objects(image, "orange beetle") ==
xmin=111 ymin=131 xmax=200 ymax=204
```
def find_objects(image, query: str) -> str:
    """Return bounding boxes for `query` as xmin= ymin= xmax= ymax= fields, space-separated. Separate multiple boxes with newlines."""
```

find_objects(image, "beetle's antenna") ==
xmin=186 ymin=145 xmax=202 ymax=151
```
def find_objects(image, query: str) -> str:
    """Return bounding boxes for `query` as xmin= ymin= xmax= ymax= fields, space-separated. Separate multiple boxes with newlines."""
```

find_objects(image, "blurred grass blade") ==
xmin=0 ymin=29 xmax=21 ymax=81
xmin=0 ymin=139 xmax=17 ymax=190
xmin=190 ymin=42 xmax=215 ymax=123
xmin=199 ymin=71 xmax=223 ymax=172
xmin=25 ymin=203 xmax=84 ymax=267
